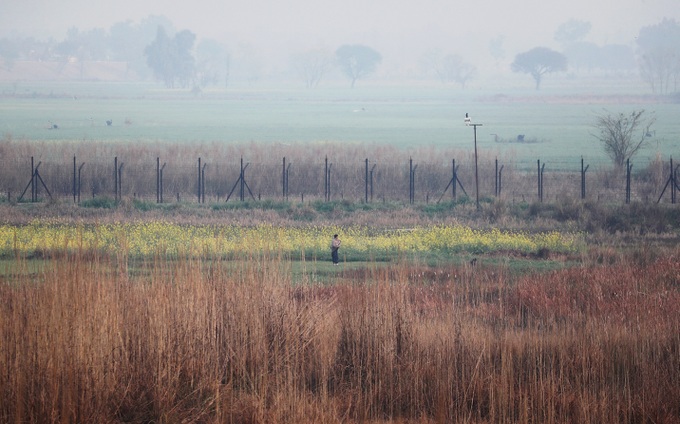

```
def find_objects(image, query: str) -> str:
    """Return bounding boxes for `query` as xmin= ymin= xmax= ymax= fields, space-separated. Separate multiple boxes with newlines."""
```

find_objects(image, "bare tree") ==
xmin=592 ymin=110 xmax=656 ymax=167
xmin=637 ymin=18 xmax=680 ymax=94
xmin=195 ymin=39 xmax=230 ymax=88
xmin=292 ymin=48 xmax=333 ymax=88
xmin=432 ymin=53 xmax=477 ymax=88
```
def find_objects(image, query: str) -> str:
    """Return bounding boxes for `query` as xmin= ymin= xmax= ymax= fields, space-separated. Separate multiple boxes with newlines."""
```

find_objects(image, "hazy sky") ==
xmin=2 ymin=0 xmax=679 ymax=71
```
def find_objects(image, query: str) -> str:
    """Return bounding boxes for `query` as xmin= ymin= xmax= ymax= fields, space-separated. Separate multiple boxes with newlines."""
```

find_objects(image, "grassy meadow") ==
xmin=1 ymin=78 xmax=680 ymax=422
xmin=2 ymin=80 xmax=679 ymax=166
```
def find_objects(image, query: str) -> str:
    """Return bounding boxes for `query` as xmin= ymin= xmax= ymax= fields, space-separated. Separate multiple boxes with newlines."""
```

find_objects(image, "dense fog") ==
xmin=0 ymin=0 xmax=679 ymax=90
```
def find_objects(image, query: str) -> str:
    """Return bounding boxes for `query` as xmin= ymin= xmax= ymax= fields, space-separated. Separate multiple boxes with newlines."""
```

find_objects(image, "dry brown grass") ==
xmin=1 ymin=248 xmax=679 ymax=423
xmin=1 ymin=136 xmax=671 ymax=205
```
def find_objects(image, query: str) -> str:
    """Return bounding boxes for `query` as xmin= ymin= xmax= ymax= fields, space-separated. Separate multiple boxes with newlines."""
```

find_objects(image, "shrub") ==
xmin=79 ymin=197 xmax=116 ymax=209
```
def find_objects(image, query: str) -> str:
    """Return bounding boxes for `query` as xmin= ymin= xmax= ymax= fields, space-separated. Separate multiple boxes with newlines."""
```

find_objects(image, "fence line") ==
xmin=1 ymin=154 xmax=678 ymax=206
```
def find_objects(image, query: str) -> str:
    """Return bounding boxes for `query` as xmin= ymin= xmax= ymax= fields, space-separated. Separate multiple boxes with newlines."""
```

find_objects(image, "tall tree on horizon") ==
xmin=335 ymin=44 xmax=381 ymax=88
xmin=145 ymin=26 xmax=196 ymax=88
xmin=511 ymin=47 xmax=567 ymax=89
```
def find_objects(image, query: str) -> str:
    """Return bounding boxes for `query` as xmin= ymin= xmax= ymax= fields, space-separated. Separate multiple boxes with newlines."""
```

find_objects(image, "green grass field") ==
xmin=2 ymin=80 xmax=678 ymax=166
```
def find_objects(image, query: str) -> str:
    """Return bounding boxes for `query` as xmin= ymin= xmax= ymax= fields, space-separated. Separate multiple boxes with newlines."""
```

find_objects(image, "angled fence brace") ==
xmin=656 ymin=157 xmax=677 ymax=204
xmin=19 ymin=158 xmax=51 ymax=202
xmin=226 ymin=157 xmax=255 ymax=202
xmin=438 ymin=159 xmax=469 ymax=203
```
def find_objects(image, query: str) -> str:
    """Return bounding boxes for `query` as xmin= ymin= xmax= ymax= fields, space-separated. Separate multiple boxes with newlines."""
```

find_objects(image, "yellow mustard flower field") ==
xmin=0 ymin=221 xmax=582 ymax=258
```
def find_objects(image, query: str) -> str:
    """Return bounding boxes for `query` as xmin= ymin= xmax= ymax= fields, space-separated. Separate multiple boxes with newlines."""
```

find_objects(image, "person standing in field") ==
xmin=331 ymin=234 xmax=341 ymax=265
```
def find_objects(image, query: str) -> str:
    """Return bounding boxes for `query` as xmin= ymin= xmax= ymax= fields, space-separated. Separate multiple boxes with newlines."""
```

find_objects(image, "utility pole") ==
xmin=469 ymin=122 xmax=483 ymax=210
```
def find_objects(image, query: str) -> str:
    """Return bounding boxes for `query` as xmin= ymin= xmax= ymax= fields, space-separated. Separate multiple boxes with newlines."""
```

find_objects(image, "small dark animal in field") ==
xmin=469 ymin=258 xmax=477 ymax=266
xmin=48 ymin=122 xmax=58 ymax=129
xmin=106 ymin=120 xmax=112 ymax=126
xmin=517 ymin=134 xmax=525 ymax=142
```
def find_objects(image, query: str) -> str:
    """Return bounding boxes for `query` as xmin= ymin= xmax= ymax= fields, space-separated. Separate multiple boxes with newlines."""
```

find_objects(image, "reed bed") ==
xmin=1 ymin=245 xmax=678 ymax=423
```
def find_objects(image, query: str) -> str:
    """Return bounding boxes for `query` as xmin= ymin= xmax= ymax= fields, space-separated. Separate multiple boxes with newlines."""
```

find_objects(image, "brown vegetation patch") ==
xmin=1 ymin=251 xmax=678 ymax=422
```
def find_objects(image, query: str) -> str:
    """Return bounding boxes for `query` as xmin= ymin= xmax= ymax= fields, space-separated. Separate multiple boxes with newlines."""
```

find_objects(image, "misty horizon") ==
xmin=2 ymin=0 xmax=679 ymax=81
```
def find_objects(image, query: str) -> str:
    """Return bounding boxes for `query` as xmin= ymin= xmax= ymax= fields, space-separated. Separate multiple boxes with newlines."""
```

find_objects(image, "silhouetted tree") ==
xmin=145 ymin=27 xmax=196 ymax=88
xmin=592 ymin=110 xmax=656 ymax=167
xmin=195 ymin=39 xmax=230 ymax=88
xmin=637 ymin=18 xmax=680 ymax=94
xmin=599 ymin=44 xmax=636 ymax=73
xmin=335 ymin=44 xmax=381 ymax=88
xmin=511 ymin=47 xmax=567 ymax=89
xmin=554 ymin=19 xmax=591 ymax=45
xmin=564 ymin=42 xmax=635 ymax=73
xmin=439 ymin=54 xmax=477 ymax=88
xmin=109 ymin=16 xmax=174 ymax=79
xmin=488 ymin=35 xmax=505 ymax=68
xmin=0 ymin=38 xmax=19 ymax=70
xmin=292 ymin=48 xmax=334 ymax=88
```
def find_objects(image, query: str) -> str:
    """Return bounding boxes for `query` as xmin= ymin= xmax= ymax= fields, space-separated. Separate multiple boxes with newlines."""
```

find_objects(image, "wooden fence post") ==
xmin=197 ymin=157 xmax=201 ymax=203
xmin=118 ymin=162 xmax=124 ymax=201
xmin=626 ymin=159 xmax=632 ymax=204
xmin=282 ymin=157 xmax=286 ymax=199
xmin=365 ymin=158 xmax=369 ymax=203
xmin=581 ymin=157 xmax=589 ymax=200
xmin=495 ymin=158 xmax=504 ymax=198
xmin=73 ymin=156 xmax=77 ymax=204
xmin=156 ymin=157 xmax=160 ymax=203
xmin=537 ymin=160 xmax=541 ymax=202
xmin=498 ymin=164 xmax=503 ymax=198
xmin=32 ymin=156 xmax=36 ymax=202
xmin=327 ymin=163 xmax=332 ymax=201
xmin=201 ymin=162 xmax=207 ymax=203
xmin=114 ymin=156 xmax=118 ymax=202
xmin=370 ymin=163 xmax=376 ymax=202
xmin=160 ymin=162 xmax=166 ymax=203
xmin=409 ymin=157 xmax=414 ymax=204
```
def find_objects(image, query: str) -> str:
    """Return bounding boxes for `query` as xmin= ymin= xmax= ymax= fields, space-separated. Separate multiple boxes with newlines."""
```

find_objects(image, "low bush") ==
xmin=79 ymin=196 xmax=116 ymax=209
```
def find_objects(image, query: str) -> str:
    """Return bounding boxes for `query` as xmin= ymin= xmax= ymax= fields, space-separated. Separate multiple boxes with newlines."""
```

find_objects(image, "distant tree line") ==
xmin=0 ymin=16 xmax=679 ymax=94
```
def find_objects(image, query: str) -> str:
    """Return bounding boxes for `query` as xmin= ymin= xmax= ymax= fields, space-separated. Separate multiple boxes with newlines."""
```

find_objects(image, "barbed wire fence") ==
xmin=2 ymin=154 xmax=679 ymax=206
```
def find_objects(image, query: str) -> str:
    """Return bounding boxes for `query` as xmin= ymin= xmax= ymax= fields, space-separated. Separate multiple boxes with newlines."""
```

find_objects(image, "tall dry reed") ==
xmin=1 ymin=249 xmax=678 ymax=423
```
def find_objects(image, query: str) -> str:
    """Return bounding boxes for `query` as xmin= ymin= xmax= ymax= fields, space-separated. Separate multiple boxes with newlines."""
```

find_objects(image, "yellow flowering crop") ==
xmin=0 ymin=221 xmax=582 ymax=258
